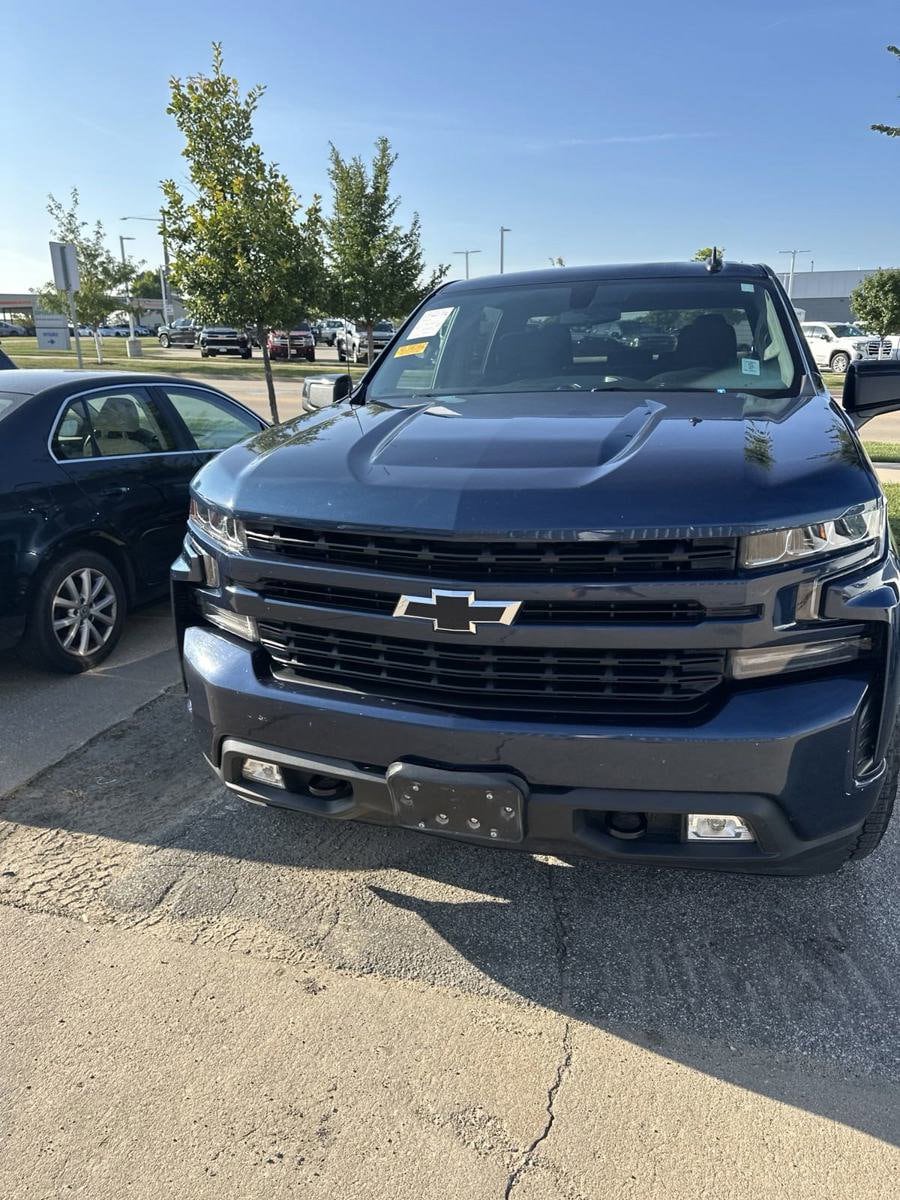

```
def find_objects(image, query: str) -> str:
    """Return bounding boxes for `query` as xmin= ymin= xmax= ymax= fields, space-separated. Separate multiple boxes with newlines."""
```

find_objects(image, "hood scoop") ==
xmin=351 ymin=396 xmax=667 ymax=484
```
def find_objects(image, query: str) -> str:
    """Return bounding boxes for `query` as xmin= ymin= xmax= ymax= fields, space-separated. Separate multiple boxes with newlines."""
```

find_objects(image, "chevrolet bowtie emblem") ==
xmin=393 ymin=589 xmax=522 ymax=634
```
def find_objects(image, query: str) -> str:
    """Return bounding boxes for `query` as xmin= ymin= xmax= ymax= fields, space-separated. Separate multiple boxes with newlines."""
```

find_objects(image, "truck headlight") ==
xmin=740 ymin=500 xmax=885 ymax=569
xmin=189 ymin=497 xmax=247 ymax=553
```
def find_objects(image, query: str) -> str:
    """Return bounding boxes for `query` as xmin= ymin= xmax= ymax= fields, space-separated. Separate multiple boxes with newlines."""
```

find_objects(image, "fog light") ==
xmin=729 ymin=636 xmax=870 ymax=680
xmin=242 ymin=758 xmax=285 ymax=788
xmin=200 ymin=599 xmax=258 ymax=642
xmin=686 ymin=814 xmax=755 ymax=842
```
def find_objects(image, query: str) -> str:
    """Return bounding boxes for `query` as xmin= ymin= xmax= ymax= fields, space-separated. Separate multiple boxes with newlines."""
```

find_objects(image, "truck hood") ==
xmin=194 ymin=391 xmax=879 ymax=538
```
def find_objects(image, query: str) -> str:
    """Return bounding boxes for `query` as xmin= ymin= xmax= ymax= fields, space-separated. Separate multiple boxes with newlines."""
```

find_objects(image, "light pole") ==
xmin=453 ymin=249 xmax=481 ymax=280
xmin=779 ymin=249 xmax=810 ymax=299
xmin=122 ymin=213 xmax=172 ymax=323
xmin=499 ymin=227 xmax=511 ymax=274
xmin=118 ymin=235 xmax=141 ymax=357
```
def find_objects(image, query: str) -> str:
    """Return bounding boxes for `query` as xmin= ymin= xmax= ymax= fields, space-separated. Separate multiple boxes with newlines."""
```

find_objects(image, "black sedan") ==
xmin=0 ymin=370 xmax=265 ymax=672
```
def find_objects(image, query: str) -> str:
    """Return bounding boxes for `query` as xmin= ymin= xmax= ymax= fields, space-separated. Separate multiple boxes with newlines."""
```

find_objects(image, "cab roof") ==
xmin=441 ymin=260 xmax=772 ymax=294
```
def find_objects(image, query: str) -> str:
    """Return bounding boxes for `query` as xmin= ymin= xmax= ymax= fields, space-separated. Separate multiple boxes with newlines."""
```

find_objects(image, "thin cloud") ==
xmin=518 ymin=131 xmax=719 ymax=152
xmin=560 ymin=132 xmax=718 ymax=147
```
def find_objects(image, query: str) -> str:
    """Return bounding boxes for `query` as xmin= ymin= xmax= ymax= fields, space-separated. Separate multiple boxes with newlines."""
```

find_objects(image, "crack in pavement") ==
xmin=503 ymin=859 xmax=574 ymax=1198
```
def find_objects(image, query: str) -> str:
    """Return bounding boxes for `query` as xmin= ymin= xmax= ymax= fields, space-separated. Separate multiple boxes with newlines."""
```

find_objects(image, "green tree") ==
xmin=33 ymin=189 xmax=134 ymax=363
xmin=851 ymin=269 xmax=900 ymax=338
xmin=872 ymin=44 xmax=900 ymax=136
xmin=324 ymin=137 xmax=447 ymax=361
xmin=131 ymin=269 xmax=162 ymax=298
xmin=162 ymin=44 xmax=324 ymax=422
xmin=691 ymin=246 xmax=725 ymax=263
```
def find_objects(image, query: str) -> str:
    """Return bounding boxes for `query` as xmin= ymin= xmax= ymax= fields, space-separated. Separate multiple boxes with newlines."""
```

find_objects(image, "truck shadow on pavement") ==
xmin=1 ymin=691 xmax=897 ymax=1148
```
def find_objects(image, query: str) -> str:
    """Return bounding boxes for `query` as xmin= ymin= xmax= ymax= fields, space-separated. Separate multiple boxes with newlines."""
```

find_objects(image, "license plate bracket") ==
xmin=386 ymin=763 xmax=525 ymax=843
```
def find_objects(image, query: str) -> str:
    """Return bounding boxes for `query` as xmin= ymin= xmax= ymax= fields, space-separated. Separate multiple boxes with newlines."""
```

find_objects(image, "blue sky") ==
xmin=5 ymin=0 xmax=900 ymax=292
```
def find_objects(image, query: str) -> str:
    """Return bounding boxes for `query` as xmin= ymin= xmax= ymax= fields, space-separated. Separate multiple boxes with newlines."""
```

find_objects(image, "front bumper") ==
xmin=181 ymin=623 xmax=889 ymax=873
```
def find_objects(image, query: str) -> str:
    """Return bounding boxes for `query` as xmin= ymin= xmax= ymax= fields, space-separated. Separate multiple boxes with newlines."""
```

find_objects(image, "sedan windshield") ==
xmin=368 ymin=276 xmax=802 ymax=403
xmin=0 ymin=390 xmax=30 ymax=420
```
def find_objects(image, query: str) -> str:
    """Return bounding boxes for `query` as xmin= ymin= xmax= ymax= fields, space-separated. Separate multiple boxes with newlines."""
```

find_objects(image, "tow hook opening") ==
xmin=605 ymin=811 xmax=648 ymax=840
xmin=306 ymin=773 xmax=352 ymax=800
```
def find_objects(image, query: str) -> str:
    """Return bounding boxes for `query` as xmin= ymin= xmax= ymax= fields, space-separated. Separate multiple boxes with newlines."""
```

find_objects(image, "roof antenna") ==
xmin=707 ymin=246 xmax=724 ymax=273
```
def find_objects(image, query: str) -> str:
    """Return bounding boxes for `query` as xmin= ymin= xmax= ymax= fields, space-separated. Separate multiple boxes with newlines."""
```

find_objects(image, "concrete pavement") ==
xmin=0 ymin=692 xmax=897 ymax=1196
xmin=0 ymin=601 xmax=177 ymax=796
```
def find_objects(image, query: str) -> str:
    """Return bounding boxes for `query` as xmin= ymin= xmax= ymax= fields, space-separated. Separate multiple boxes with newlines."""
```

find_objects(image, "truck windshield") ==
xmin=832 ymin=324 xmax=866 ymax=338
xmin=368 ymin=276 xmax=802 ymax=403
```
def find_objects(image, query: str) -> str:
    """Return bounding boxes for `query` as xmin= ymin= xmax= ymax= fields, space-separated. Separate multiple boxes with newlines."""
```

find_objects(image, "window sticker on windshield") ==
xmin=407 ymin=307 xmax=454 ymax=339
xmin=741 ymin=283 xmax=755 ymax=293
xmin=741 ymin=357 xmax=761 ymax=376
xmin=395 ymin=341 xmax=429 ymax=358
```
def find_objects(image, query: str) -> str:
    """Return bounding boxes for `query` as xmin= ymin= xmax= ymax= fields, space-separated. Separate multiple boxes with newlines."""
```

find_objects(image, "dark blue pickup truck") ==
xmin=174 ymin=261 xmax=900 ymax=875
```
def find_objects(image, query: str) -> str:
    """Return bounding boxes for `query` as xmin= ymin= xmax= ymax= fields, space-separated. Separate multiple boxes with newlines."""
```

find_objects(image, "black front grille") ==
xmin=258 ymin=620 xmax=726 ymax=719
xmin=244 ymin=525 xmax=738 ymax=581
xmin=260 ymin=579 xmax=708 ymax=625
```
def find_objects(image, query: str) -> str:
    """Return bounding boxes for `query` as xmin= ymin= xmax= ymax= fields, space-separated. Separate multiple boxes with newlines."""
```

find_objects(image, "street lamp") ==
xmin=779 ymin=249 xmax=810 ymax=299
xmin=122 ymin=213 xmax=172 ymax=323
xmin=118 ymin=235 xmax=141 ymax=357
xmin=453 ymin=249 xmax=481 ymax=280
xmin=499 ymin=227 xmax=511 ymax=274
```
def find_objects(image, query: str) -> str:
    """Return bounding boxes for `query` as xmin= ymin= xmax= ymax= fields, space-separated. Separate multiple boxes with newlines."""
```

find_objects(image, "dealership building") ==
xmin=0 ymin=291 xmax=185 ymax=331
xmin=778 ymin=269 xmax=883 ymax=323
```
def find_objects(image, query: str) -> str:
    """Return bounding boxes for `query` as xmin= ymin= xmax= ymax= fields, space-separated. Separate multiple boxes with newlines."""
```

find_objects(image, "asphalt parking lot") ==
xmin=0 ymin=636 xmax=898 ymax=1196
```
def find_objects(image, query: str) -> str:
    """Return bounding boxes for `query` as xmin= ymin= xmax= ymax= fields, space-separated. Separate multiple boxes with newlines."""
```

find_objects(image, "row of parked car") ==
xmin=155 ymin=317 xmax=397 ymax=364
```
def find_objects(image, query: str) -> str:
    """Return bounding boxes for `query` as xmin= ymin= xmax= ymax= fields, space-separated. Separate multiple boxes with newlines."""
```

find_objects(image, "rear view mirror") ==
xmin=843 ymin=360 xmax=900 ymax=424
xmin=301 ymin=373 xmax=353 ymax=413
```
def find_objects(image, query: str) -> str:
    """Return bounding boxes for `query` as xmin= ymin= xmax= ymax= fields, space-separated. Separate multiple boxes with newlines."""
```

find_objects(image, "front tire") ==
xmin=24 ymin=551 xmax=126 ymax=674
xmin=200 ymin=347 xmax=209 ymax=358
xmin=241 ymin=349 xmax=252 ymax=359
xmin=159 ymin=334 xmax=170 ymax=348
xmin=847 ymin=732 xmax=899 ymax=862
xmin=830 ymin=352 xmax=850 ymax=373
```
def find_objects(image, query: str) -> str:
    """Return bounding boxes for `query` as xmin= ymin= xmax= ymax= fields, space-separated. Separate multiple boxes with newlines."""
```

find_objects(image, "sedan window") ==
xmin=54 ymin=390 xmax=177 ymax=459
xmin=163 ymin=388 xmax=262 ymax=450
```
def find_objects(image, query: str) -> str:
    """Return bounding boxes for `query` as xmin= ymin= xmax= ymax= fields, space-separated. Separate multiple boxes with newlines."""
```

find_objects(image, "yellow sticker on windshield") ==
xmin=395 ymin=341 xmax=428 ymax=357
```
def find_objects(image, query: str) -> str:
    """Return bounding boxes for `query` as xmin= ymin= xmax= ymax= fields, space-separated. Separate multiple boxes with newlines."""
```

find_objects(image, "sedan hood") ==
xmin=194 ymin=391 xmax=878 ymax=538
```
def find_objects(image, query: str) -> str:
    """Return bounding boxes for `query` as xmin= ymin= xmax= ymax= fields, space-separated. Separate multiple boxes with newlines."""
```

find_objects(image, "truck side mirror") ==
xmin=301 ymin=373 xmax=353 ymax=413
xmin=843 ymin=360 xmax=900 ymax=424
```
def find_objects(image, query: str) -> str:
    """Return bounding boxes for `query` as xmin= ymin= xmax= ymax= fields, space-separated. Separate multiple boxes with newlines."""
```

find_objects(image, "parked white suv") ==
xmin=336 ymin=322 xmax=362 ymax=363
xmin=800 ymin=322 xmax=869 ymax=373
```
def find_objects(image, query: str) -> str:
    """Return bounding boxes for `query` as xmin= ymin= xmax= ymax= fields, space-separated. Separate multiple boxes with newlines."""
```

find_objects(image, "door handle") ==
xmin=99 ymin=485 xmax=130 ymax=497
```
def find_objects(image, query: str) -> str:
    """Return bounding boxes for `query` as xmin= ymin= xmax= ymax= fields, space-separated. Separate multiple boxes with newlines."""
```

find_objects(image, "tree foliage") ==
xmin=691 ymin=247 xmax=725 ymax=262
xmin=131 ymin=269 xmax=163 ymax=298
xmin=851 ymin=269 xmax=900 ymax=338
xmin=34 ymin=189 xmax=133 ymax=360
xmin=162 ymin=44 xmax=324 ymax=422
xmin=872 ymin=44 xmax=900 ymax=137
xmin=324 ymin=137 xmax=446 ymax=359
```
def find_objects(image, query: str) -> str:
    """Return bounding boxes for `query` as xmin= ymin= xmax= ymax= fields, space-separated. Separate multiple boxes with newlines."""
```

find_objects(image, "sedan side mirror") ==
xmin=301 ymin=373 xmax=354 ymax=413
xmin=843 ymin=360 xmax=900 ymax=425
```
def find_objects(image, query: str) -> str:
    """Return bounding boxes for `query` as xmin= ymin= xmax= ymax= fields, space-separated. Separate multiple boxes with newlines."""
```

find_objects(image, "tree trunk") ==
xmin=93 ymin=331 xmax=104 ymax=365
xmin=258 ymin=323 xmax=279 ymax=424
xmin=366 ymin=322 xmax=374 ymax=364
